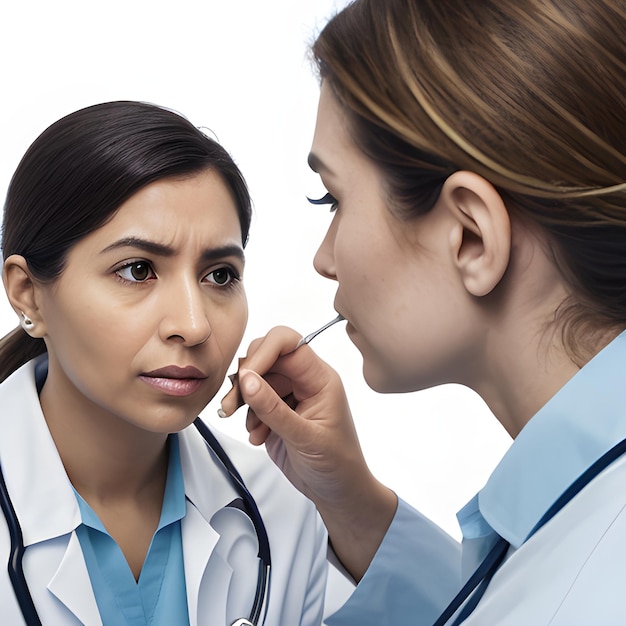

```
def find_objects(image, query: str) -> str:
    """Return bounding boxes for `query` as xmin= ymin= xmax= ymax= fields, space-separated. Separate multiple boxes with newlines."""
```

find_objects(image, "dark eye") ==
xmin=116 ymin=261 xmax=155 ymax=283
xmin=307 ymin=192 xmax=339 ymax=212
xmin=205 ymin=267 xmax=238 ymax=287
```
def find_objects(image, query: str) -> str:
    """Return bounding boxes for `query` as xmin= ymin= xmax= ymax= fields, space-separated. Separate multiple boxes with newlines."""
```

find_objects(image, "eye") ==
xmin=204 ymin=267 xmax=240 ymax=288
xmin=307 ymin=192 xmax=339 ymax=213
xmin=115 ymin=261 xmax=156 ymax=283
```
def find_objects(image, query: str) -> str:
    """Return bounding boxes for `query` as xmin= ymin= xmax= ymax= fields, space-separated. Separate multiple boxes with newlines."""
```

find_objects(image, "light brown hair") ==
xmin=313 ymin=0 xmax=626 ymax=357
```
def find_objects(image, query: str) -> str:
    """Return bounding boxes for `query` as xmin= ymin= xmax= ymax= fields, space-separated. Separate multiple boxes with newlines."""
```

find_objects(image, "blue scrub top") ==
xmin=74 ymin=435 xmax=190 ymax=626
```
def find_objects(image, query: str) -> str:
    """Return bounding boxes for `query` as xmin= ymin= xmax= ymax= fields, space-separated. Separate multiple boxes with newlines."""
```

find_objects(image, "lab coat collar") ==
xmin=47 ymin=532 xmax=103 ymax=625
xmin=178 ymin=421 xmax=241 ymax=525
xmin=0 ymin=359 xmax=253 ymax=626
xmin=0 ymin=358 xmax=81 ymax=547
xmin=473 ymin=330 xmax=626 ymax=548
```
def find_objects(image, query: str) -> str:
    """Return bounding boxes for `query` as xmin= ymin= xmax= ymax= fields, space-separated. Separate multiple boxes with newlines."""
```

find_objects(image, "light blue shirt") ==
xmin=74 ymin=435 xmax=190 ymax=626
xmin=328 ymin=330 xmax=626 ymax=625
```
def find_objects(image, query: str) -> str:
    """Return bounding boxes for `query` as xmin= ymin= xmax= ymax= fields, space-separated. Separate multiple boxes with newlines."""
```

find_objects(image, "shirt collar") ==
xmin=159 ymin=434 xmax=187 ymax=528
xmin=460 ymin=330 xmax=626 ymax=548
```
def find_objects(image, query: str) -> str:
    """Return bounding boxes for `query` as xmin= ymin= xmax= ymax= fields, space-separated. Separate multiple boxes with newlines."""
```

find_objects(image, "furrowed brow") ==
xmin=100 ymin=237 xmax=175 ymax=256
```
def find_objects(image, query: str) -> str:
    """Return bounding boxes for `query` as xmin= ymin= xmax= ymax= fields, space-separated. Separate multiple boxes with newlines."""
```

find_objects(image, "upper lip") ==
xmin=141 ymin=365 xmax=207 ymax=379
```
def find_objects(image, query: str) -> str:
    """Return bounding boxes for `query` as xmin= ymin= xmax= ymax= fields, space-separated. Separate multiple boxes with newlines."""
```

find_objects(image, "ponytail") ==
xmin=0 ymin=327 xmax=46 ymax=383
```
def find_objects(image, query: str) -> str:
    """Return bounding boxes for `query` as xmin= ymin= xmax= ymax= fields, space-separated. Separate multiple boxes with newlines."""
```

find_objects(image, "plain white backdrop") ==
xmin=0 ymin=0 xmax=511 ymax=540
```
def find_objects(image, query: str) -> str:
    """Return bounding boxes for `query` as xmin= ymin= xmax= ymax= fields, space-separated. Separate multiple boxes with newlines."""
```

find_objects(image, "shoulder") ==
xmin=0 ymin=358 xmax=37 ymax=400
xmin=471 ymin=456 xmax=626 ymax=624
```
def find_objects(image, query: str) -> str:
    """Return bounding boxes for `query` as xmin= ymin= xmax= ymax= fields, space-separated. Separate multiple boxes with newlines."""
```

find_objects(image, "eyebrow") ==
xmin=100 ymin=237 xmax=245 ymax=264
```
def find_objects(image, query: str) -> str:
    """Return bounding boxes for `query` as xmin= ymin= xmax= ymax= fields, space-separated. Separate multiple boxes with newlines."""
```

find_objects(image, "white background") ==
xmin=0 ymin=0 xmax=511 ymax=540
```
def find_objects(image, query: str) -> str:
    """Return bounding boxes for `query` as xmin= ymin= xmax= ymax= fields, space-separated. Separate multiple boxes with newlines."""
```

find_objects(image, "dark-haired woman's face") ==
xmin=36 ymin=170 xmax=247 ymax=434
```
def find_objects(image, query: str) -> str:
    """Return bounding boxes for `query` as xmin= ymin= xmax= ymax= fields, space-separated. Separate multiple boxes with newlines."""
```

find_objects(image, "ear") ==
xmin=2 ymin=255 xmax=47 ymax=338
xmin=440 ymin=171 xmax=511 ymax=297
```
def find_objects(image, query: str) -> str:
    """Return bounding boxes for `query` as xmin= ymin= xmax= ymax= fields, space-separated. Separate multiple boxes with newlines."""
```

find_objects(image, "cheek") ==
xmin=215 ymin=300 xmax=248 ymax=356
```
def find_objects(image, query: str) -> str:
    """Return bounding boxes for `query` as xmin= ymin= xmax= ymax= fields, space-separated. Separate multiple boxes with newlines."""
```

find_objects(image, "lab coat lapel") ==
xmin=182 ymin=502 xmax=232 ymax=626
xmin=47 ymin=532 xmax=102 ymax=625
xmin=179 ymin=423 xmax=240 ymax=626
xmin=178 ymin=421 xmax=242 ymax=515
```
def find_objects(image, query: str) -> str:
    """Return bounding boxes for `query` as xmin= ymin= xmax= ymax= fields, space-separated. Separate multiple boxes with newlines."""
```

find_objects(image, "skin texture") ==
xmin=4 ymin=169 xmax=248 ymax=578
xmin=219 ymin=85 xmax=615 ymax=582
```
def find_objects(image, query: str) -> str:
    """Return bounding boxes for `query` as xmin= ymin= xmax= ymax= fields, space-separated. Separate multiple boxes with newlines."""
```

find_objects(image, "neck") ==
xmin=461 ymin=224 xmax=620 ymax=438
xmin=39 ymin=381 xmax=169 ymax=503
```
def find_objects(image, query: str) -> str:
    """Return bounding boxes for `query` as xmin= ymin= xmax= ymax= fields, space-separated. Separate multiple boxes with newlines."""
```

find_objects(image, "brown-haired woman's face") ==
xmin=35 ymin=170 xmax=248 ymax=433
xmin=309 ymin=84 xmax=484 ymax=393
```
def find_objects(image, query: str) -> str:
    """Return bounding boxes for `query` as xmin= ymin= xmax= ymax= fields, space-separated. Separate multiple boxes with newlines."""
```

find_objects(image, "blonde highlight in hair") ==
xmin=313 ymin=0 xmax=626 ymax=346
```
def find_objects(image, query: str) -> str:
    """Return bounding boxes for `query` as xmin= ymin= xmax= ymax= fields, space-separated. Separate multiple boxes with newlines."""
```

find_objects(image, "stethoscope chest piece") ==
xmin=231 ymin=620 xmax=255 ymax=626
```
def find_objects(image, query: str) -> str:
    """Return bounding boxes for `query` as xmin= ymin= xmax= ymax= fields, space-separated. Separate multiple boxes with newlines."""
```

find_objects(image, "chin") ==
xmin=362 ymin=363 xmax=428 ymax=394
xmin=362 ymin=365 xmax=400 ymax=394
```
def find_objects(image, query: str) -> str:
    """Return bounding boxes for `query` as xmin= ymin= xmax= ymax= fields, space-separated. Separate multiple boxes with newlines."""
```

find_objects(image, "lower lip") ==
xmin=139 ymin=375 xmax=205 ymax=397
xmin=345 ymin=321 xmax=358 ymax=343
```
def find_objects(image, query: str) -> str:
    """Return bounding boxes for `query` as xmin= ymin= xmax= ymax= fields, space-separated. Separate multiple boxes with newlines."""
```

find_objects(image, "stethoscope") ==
xmin=0 ymin=416 xmax=271 ymax=626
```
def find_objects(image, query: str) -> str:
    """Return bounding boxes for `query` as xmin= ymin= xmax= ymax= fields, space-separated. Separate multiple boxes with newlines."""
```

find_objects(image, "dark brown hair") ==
xmin=1 ymin=101 xmax=252 ymax=381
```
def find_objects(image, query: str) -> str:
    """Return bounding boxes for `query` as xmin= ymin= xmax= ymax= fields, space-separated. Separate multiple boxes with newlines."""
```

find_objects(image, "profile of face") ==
xmin=17 ymin=169 xmax=248 ymax=434
xmin=309 ymin=84 xmax=486 ymax=393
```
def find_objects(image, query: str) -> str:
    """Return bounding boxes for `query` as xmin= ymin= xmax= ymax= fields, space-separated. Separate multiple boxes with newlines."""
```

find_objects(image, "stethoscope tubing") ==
xmin=193 ymin=417 xmax=272 ymax=624
xmin=0 ymin=419 xmax=271 ymax=626
xmin=0 ymin=461 xmax=42 ymax=626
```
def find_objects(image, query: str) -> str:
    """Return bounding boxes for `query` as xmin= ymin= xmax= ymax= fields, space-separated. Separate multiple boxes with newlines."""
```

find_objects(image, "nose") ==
xmin=313 ymin=216 xmax=338 ymax=281
xmin=159 ymin=277 xmax=212 ymax=346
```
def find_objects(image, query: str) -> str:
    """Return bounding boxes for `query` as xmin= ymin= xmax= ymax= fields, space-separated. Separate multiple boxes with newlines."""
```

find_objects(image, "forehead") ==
xmin=310 ymin=86 xmax=375 ymax=194
xmin=311 ymin=84 xmax=354 ymax=156
xmin=70 ymin=170 xmax=244 ymax=260
xmin=109 ymin=171 xmax=240 ymax=234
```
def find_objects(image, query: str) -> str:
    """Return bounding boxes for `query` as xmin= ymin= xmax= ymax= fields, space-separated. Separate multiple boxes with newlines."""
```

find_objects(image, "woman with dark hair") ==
xmin=0 ymin=101 xmax=327 ymax=625
xmin=220 ymin=0 xmax=626 ymax=624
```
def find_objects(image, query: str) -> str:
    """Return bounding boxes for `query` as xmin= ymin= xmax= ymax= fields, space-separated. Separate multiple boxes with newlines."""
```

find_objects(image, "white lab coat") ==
xmin=329 ymin=464 xmax=626 ymax=626
xmin=0 ymin=359 xmax=328 ymax=625
xmin=463 ymin=456 xmax=626 ymax=625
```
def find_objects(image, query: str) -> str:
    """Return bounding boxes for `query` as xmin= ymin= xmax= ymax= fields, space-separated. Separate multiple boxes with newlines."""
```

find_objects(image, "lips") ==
xmin=143 ymin=365 xmax=207 ymax=379
xmin=139 ymin=365 xmax=208 ymax=397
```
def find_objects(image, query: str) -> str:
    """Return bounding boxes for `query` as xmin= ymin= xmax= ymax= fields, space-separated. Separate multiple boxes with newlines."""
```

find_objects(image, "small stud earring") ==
xmin=20 ymin=312 xmax=35 ymax=332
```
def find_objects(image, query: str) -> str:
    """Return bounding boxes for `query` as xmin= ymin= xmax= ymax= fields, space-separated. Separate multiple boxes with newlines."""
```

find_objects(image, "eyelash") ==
xmin=114 ymin=261 xmax=242 ymax=290
xmin=307 ymin=191 xmax=339 ymax=213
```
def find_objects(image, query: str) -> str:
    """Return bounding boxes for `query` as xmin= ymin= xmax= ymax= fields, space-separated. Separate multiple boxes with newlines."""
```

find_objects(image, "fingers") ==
xmin=247 ymin=413 xmax=271 ymax=446
xmin=238 ymin=369 xmax=305 ymax=444
xmin=219 ymin=326 xmax=305 ymax=417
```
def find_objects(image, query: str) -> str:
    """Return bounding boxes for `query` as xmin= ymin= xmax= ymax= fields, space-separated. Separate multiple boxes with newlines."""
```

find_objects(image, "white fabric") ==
xmin=0 ymin=359 xmax=328 ymax=625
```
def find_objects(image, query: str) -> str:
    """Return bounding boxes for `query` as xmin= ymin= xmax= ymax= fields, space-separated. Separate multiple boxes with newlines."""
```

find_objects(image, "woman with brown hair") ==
xmin=220 ymin=0 xmax=626 ymax=623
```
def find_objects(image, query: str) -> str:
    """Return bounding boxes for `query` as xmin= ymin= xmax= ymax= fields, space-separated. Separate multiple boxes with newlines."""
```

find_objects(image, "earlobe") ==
xmin=2 ymin=255 xmax=46 ymax=337
xmin=441 ymin=171 xmax=511 ymax=297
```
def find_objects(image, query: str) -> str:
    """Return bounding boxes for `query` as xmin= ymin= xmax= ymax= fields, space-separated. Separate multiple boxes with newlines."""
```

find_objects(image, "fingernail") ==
xmin=217 ymin=407 xmax=227 ymax=418
xmin=240 ymin=370 xmax=261 ymax=395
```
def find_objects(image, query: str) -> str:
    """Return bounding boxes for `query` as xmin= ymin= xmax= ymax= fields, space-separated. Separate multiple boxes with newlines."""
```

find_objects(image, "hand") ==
xmin=220 ymin=326 xmax=397 ymax=580
xmin=220 ymin=326 xmax=359 ymax=500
